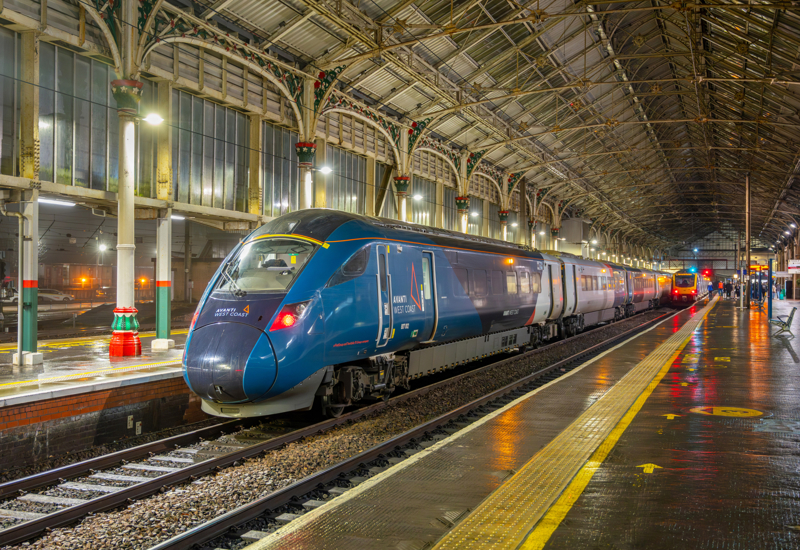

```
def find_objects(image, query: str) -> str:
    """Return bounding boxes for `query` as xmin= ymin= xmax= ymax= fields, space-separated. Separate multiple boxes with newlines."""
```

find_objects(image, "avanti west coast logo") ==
xmin=215 ymin=305 xmax=250 ymax=317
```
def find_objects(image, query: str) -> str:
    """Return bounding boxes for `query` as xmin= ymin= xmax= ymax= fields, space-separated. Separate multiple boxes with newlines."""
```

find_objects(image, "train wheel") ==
xmin=318 ymin=395 xmax=346 ymax=418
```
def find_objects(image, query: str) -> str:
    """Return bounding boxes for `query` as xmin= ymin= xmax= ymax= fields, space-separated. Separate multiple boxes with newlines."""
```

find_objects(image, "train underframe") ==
xmin=314 ymin=299 xmax=660 ymax=417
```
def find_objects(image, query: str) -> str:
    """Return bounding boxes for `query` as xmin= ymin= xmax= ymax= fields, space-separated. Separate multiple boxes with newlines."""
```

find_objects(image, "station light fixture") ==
xmin=591 ymin=239 xmax=597 ymax=244
xmin=539 ymin=231 xmax=545 ymax=235
xmin=413 ymin=194 xmax=423 ymax=200
xmin=693 ymin=248 xmax=699 ymax=252
xmin=511 ymin=222 xmax=518 ymax=227
xmin=38 ymin=198 xmax=75 ymax=206
xmin=143 ymin=113 xmax=164 ymax=125
xmin=319 ymin=166 xmax=333 ymax=174
xmin=792 ymin=223 xmax=797 ymax=228
xmin=785 ymin=230 xmax=791 ymax=235
xmin=99 ymin=244 xmax=107 ymax=252
xmin=470 ymin=211 xmax=479 ymax=217
xmin=171 ymin=214 xmax=185 ymax=220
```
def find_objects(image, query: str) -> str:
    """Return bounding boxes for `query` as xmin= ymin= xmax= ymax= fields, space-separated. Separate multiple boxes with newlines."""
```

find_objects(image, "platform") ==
xmin=244 ymin=296 xmax=800 ymax=549
xmin=0 ymin=329 xmax=188 ymax=407
xmin=0 ymin=330 xmax=201 ymax=473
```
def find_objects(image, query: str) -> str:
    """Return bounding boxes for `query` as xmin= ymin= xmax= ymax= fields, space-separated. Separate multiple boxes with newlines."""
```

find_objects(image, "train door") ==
xmin=376 ymin=245 xmax=393 ymax=348
xmin=561 ymin=262 xmax=578 ymax=316
xmin=420 ymin=251 xmax=438 ymax=342
xmin=546 ymin=262 xmax=564 ymax=319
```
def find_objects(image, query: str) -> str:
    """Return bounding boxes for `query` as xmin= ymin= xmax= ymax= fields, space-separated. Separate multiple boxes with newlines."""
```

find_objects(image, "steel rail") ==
xmin=0 ymin=307 xmax=674 ymax=547
xmin=148 ymin=307 xmax=681 ymax=550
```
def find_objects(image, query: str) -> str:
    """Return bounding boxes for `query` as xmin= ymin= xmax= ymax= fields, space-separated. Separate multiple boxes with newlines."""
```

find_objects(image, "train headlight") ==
xmin=270 ymin=301 xmax=311 ymax=331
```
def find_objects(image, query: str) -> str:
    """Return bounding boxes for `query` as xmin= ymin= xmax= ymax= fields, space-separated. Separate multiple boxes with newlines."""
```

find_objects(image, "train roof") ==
xmin=249 ymin=209 xmax=546 ymax=258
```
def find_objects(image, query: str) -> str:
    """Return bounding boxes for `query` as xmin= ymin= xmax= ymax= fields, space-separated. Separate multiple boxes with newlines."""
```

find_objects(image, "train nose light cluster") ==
xmin=269 ymin=301 xmax=311 ymax=332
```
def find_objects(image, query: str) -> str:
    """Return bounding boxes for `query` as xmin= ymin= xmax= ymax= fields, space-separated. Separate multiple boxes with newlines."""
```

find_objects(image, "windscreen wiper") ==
xmin=221 ymin=265 xmax=247 ymax=297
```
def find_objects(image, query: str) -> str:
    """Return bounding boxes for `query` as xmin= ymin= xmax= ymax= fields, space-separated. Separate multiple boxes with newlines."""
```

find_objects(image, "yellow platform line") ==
xmin=0 ymin=329 xmax=189 ymax=352
xmin=432 ymin=298 xmax=718 ymax=550
xmin=0 ymin=359 xmax=182 ymax=389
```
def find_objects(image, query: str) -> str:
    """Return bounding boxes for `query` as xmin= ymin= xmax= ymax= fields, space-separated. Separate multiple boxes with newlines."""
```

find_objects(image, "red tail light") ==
xmin=691 ymin=290 xmax=696 ymax=294
xmin=674 ymin=290 xmax=679 ymax=294
xmin=189 ymin=310 xmax=199 ymax=331
xmin=270 ymin=301 xmax=311 ymax=331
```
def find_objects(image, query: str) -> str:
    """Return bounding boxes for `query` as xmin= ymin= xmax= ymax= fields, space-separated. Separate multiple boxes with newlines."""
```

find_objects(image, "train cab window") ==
xmin=519 ymin=271 xmax=531 ymax=294
xmin=421 ymin=258 xmax=432 ymax=300
xmin=327 ymin=246 xmax=369 ymax=288
xmin=472 ymin=269 xmax=488 ymax=296
xmin=674 ymin=275 xmax=695 ymax=287
xmin=215 ymin=237 xmax=317 ymax=294
xmin=453 ymin=268 xmax=469 ymax=296
xmin=531 ymin=272 xmax=542 ymax=294
xmin=492 ymin=271 xmax=504 ymax=295
xmin=506 ymin=272 xmax=518 ymax=294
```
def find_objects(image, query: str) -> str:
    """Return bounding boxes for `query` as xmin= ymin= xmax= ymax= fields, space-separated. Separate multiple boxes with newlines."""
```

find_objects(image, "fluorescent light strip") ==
xmin=38 ymin=198 xmax=75 ymax=206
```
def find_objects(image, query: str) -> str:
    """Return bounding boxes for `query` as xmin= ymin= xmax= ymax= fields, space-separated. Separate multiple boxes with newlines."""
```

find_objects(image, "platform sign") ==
xmin=789 ymin=260 xmax=800 ymax=273
xmin=775 ymin=271 xmax=789 ymax=278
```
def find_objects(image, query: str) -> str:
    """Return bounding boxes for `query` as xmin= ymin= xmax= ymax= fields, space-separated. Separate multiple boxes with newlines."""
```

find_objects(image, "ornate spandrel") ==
xmin=322 ymin=93 xmax=402 ymax=151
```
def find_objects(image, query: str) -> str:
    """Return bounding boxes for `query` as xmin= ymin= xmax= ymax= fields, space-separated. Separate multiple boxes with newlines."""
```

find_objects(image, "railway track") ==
xmin=151 ymin=307 xmax=681 ymax=550
xmin=0 ymin=308 xmax=676 ymax=548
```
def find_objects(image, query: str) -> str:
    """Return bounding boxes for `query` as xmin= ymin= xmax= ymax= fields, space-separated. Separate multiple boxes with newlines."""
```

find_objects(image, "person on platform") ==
xmin=718 ymin=280 xmax=723 ymax=297
xmin=725 ymin=281 xmax=733 ymax=299
xmin=708 ymin=282 xmax=714 ymax=297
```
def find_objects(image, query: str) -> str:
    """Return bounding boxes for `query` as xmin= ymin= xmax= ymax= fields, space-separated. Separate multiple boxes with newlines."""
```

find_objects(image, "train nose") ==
xmin=184 ymin=323 xmax=277 ymax=403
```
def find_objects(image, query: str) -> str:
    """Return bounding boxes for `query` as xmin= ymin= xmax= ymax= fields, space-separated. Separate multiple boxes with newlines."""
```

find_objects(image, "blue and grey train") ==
xmin=183 ymin=210 xmax=671 ymax=418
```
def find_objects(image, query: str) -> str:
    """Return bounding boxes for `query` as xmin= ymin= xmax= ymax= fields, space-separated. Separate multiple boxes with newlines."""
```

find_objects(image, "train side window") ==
xmin=472 ymin=269 xmax=488 ymax=296
xmin=379 ymin=254 xmax=388 ymax=293
xmin=580 ymin=275 xmax=586 ymax=291
xmin=326 ymin=246 xmax=369 ymax=287
xmin=520 ymin=271 xmax=531 ymax=294
xmin=531 ymin=272 xmax=541 ymax=294
xmin=453 ymin=268 xmax=469 ymax=296
xmin=492 ymin=271 xmax=504 ymax=295
xmin=506 ymin=272 xmax=518 ymax=294
xmin=421 ymin=257 xmax=432 ymax=300
xmin=593 ymin=276 xmax=598 ymax=290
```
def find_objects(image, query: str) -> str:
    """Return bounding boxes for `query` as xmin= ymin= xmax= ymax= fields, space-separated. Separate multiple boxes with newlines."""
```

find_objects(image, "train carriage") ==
xmin=183 ymin=210 xmax=670 ymax=419
xmin=671 ymin=270 xmax=700 ymax=304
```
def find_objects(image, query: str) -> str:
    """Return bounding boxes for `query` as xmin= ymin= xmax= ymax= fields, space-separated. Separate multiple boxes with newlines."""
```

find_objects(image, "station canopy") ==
xmin=187 ymin=0 xmax=800 ymax=249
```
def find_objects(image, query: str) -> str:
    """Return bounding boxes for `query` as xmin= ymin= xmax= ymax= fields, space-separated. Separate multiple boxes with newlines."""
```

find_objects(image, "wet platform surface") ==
xmin=0 ymin=330 xmax=188 ymax=407
xmin=245 ymin=296 xmax=800 ymax=549
xmin=245 ymin=302 xmax=713 ymax=550
xmin=537 ymin=297 xmax=800 ymax=550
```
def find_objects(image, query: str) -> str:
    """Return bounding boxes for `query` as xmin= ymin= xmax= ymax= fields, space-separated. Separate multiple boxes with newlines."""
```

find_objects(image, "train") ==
xmin=671 ymin=270 xmax=701 ymax=305
xmin=183 ymin=210 xmax=673 ymax=419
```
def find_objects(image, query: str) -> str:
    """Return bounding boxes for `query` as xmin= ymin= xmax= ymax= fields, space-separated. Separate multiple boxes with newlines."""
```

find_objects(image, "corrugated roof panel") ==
xmin=281 ymin=18 xmax=342 ymax=59
xmin=225 ymin=1 xmax=299 ymax=36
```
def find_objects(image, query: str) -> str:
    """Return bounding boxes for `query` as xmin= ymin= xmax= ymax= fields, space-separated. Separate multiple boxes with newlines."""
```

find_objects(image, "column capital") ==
xmin=111 ymin=79 xmax=144 ymax=115
xmin=295 ymin=142 xmax=317 ymax=167
xmin=394 ymin=176 xmax=410 ymax=196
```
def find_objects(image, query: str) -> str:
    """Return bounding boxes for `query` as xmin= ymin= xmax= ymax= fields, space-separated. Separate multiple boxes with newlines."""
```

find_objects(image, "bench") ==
xmin=770 ymin=307 xmax=796 ymax=337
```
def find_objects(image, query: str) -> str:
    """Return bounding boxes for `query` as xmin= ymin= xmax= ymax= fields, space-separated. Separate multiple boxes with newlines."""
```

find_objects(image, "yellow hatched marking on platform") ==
xmin=0 ymin=330 xmax=189 ymax=352
xmin=0 ymin=360 xmax=182 ymax=388
xmin=432 ymin=297 xmax=718 ymax=550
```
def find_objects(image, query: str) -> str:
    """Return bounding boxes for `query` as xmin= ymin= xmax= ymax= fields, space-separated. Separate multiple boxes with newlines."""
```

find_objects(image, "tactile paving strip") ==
xmin=433 ymin=298 xmax=717 ymax=550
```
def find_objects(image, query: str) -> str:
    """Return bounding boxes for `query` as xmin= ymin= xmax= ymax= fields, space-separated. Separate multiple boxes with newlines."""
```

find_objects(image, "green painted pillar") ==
xmin=152 ymin=209 xmax=174 ymax=351
xmin=21 ymin=191 xmax=38 ymax=354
